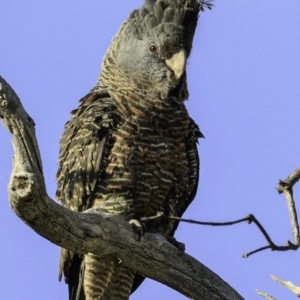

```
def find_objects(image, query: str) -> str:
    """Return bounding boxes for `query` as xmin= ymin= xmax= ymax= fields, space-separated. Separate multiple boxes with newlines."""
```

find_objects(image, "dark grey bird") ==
xmin=56 ymin=0 xmax=211 ymax=299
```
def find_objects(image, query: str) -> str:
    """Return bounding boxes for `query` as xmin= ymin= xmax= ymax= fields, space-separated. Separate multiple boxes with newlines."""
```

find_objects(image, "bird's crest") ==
xmin=140 ymin=0 xmax=213 ymax=26
xmin=122 ymin=0 xmax=213 ymax=58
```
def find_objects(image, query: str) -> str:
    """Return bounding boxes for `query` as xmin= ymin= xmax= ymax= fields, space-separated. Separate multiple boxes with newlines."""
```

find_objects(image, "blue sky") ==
xmin=1 ymin=1 xmax=300 ymax=299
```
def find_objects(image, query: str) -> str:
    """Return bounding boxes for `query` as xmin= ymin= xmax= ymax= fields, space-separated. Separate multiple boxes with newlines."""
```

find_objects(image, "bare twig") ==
xmin=253 ymin=168 xmax=300 ymax=298
xmin=255 ymin=289 xmax=276 ymax=300
xmin=276 ymin=167 xmax=300 ymax=193
xmin=142 ymin=211 xmax=299 ymax=258
xmin=276 ymin=167 xmax=300 ymax=247
xmin=271 ymin=275 xmax=300 ymax=297
xmin=141 ymin=212 xmax=250 ymax=226
xmin=144 ymin=212 xmax=298 ymax=257
xmin=163 ymin=215 xmax=251 ymax=226
xmin=242 ymin=214 xmax=299 ymax=257
xmin=156 ymin=166 xmax=300 ymax=258
xmin=240 ymin=166 xmax=300 ymax=256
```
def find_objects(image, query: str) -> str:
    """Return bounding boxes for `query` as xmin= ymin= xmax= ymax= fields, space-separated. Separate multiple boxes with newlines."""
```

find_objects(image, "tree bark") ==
xmin=0 ymin=76 xmax=244 ymax=300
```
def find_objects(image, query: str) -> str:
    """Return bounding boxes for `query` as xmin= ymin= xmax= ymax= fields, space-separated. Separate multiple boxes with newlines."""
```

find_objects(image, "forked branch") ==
xmin=154 ymin=166 xmax=300 ymax=258
xmin=0 ymin=75 xmax=244 ymax=300
xmin=242 ymin=166 xmax=300 ymax=257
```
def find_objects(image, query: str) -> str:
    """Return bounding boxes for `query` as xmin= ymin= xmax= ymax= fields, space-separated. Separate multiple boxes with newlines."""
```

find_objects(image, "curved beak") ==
xmin=165 ymin=49 xmax=187 ymax=81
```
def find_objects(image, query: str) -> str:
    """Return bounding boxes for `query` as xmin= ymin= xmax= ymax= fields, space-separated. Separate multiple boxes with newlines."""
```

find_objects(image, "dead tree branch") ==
xmin=270 ymin=275 xmax=300 ymax=297
xmin=276 ymin=167 xmax=300 ymax=247
xmin=242 ymin=166 xmax=300 ymax=257
xmin=177 ymin=164 xmax=300 ymax=258
xmin=255 ymin=289 xmax=276 ymax=300
xmin=256 ymin=275 xmax=300 ymax=299
xmin=0 ymin=75 xmax=244 ymax=300
xmin=150 ymin=213 xmax=297 ymax=258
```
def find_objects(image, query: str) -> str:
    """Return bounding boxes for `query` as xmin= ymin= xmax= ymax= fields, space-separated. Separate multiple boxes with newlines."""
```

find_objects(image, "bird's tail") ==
xmin=71 ymin=253 xmax=135 ymax=300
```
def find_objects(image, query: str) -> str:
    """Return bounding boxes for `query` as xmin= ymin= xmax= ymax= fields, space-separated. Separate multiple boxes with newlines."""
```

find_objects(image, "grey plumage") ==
xmin=56 ymin=0 xmax=210 ymax=299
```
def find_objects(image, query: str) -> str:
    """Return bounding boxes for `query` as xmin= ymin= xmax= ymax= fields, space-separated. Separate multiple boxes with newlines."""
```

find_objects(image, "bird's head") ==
xmin=100 ymin=0 xmax=212 ymax=99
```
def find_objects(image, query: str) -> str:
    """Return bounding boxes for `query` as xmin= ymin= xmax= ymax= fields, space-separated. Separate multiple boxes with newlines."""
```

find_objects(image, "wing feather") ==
xmin=131 ymin=117 xmax=203 ymax=294
xmin=56 ymin=90 xmax=115 ymax=285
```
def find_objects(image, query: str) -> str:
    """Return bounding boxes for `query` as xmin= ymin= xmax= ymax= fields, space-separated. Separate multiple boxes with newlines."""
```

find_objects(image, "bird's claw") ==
xmin=129 ymin=219 xmax=145 ymax=241
xmin=165 ymin=236 xmax=185 ymax=254
xmin=147 ymin=228 xmax=185 ymax=254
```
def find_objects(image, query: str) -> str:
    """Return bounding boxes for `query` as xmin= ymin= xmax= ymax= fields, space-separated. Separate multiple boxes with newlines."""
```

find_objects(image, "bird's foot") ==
xmin=165 ymin=235 xmax=185 ymax=254
xmin=147 ymin=228 xmax=185 ymax=254
xmin=129 ymin=219 xmax=145 ymax=241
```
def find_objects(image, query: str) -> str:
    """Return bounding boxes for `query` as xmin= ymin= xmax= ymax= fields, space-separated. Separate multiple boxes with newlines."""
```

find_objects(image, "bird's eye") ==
xmin=149 ymin=45 xmax=158 ymax=53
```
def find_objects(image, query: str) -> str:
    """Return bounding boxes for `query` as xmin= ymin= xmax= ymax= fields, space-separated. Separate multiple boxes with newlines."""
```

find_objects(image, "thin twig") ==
xmin=255 ymin=289 xmax=276 ymax=300
xmin=276 ymin=166 xmax=300 ymax=247
xmin=242 ymin=215 xmax=298 ymax=257
xmin=141 ymin=213 xmax=250 ymax=226
xmin=166 ymin=215 xmax=252 ymax=226
xmin=271 ymin=275 xmax=300 ymax=297
xmin=141 ymin=213 xmax=299 ymax=258
xmin=165 ymin=166 xmax=300 ymax=257
xmin=141 ymin=166 xmax=300 ymax=258
xmin=244 ymin=167 xmax=300 ymax=256
xmin=276 ymin=166 xmax=300 ymax=193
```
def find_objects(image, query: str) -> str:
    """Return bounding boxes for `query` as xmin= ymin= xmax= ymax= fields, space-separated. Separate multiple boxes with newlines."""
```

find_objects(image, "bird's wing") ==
xmin=56 ymin=90 xmax=115 ymax=290
xmin=131 ymin=117 xmax=203 ymax=294
xmin=172 ymin=117 xmax=203 ymax=232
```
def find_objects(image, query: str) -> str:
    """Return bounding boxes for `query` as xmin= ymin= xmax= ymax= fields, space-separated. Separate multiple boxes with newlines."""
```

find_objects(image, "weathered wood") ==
xmin=0 ymin=75 xmax=244 ymax=300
